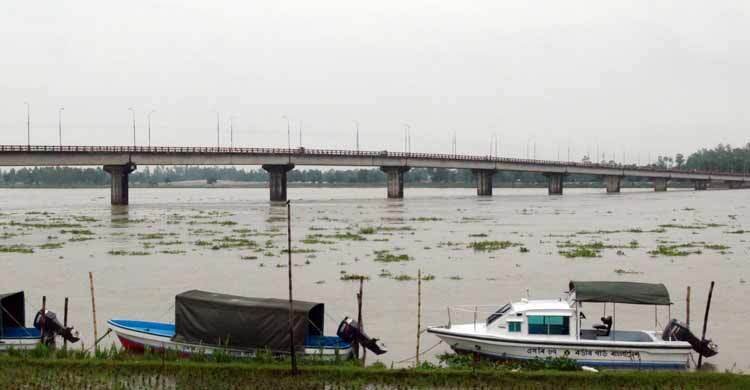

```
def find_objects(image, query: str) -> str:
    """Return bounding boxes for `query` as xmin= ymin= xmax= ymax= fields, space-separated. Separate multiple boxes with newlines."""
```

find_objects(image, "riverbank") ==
xmin=0 ymin=355 xmax=746 ymax=389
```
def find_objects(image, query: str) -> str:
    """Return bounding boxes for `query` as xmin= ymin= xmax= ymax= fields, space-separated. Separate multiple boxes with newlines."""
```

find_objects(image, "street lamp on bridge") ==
xmin=353 ymin=120 xmax=360 ymax=152
xmin=147 ymin=110 xmax=155 ymax=147
xmin=128 ymin=107 xmax=136 ymax=147
xmin=24 ymin=102 xmax=30 ymax=150
xmin=58 ymin=107 xmax=64 ymax=147
xmin=282 ymin=115 xmax=291 ymax=150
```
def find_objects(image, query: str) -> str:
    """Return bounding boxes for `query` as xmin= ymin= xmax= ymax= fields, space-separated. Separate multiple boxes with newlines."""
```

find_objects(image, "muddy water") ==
xmin=1 ymin=187 xmax=747 ymax=371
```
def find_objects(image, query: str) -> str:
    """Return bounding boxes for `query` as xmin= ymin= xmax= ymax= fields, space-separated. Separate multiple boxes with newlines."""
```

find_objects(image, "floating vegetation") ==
xmin=519 ymin=247 xmax=529 ymax=253
xmin=39 ymin=242 xmax=64 ymax=250
xmin=108 ymin=250 xmax=151 ymax=256
xmin=60 ymin=229 xmax=94 ymax=236
xmin=340 ymin=273 xmax=369 ymax=281
xmin=0 ymin=245 xmax=34 ymax=254
xmin=331 ymin=232 xmax=366 ymax=241
xmin=378 ymin=226 xmax=414 ymax=232
xmin=6 ymin=221 xmax=83 ymax=229
xmin=69 ymin=236 xmax=94 ymax=242
xmin=265 ymin=216 xmax=286 ymax=223
xmin=726 ymin=230 xmax=747 ymax=234
xmin=649 ymin=245 xmax=700 ymax=257
xmin=72 ymin=216 xmax=98 ymax=222
xmin=161 ymin=250 xmax=186 ymax=255
xmin=393 ymin=274 xmax=414 ymax=281
xmin=137 ymin=233 xmax=173 ymax=240
xmin=0 ymin=232 xmax=19 ymax=239
xmin=448 ymin=275 xmax=463 ymax=280
xmin=659 ymin=223 xmax=724 ymax=230
xmin=241 ymin=255 xmax=258 ymax=260
xmin=614 ymin=269 xmax=643 ymax=275
xmin=468 ymin=233 xmax=488 ymax=238
xmin=111 ymin=218 xmax=148 ymax=225
xmin=378 ymin=269 xmax=393 ymax=278
xmin=373 ymin=250 xmax=411 ymax=262
xmin=559 ymin=247 xmax=600 ymax=258
xmin=468 ymin=240 xmax=520 ymax=251
xmin=410 ymin=217 xmax=443 ymax=222
xmin=280 ymin=248 xmax=316 ymax=254
xmin=302 ymin=236 xmax=335 ymax=245
xmin=704 ymin=244 xmax=730 ymax=250
xmin=358 ymin=226 xmax=377 ymax=235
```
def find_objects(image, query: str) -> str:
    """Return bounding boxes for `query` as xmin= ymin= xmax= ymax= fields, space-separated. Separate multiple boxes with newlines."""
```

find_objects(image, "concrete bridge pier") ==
xmin=472 ymin=169 xmax=495 ymax=196
xmin=694 ymin=180 xmax=709 ymax=191
xmin=604 ymin=175 xmax=622 ymax=193
xmin=545 ymin=173 xmax=564 ymax=195
xmin=653 ymin=178 xmax=669 ymax=192
xmin=380 ymin=166 xmax=410 ymax=198
xmin=262 ymin=164 xmax=295 ymax=201
xmin=103 ymin=163 xmax=137 ymax=205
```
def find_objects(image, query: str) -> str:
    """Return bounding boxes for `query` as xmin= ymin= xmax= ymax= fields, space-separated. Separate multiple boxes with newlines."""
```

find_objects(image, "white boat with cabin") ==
xmin=427 ymin=281 xmax=717 ymax=369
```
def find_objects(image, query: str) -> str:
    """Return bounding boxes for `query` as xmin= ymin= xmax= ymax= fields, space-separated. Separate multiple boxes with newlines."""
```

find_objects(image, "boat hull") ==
xmin=108 ymin=319 xmax=353 ymax=360
xmin=0 ymin=328 xmax=42 ymax=351
xmin=428 ymin=327 xmax=691 ymax=369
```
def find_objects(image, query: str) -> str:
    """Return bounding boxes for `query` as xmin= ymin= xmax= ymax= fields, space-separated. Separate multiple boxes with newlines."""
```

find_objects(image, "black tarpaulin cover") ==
xmin=1 ymin=291 xmax=25 ymax=336
xmin=172 ymin=290 xmax=324 ymax=351
xmin=569 ymin=281 xmax=671 ymax=305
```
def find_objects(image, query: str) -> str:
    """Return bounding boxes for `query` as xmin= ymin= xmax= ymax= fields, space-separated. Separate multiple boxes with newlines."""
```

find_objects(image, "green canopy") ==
xmin=569 ymin=281 xmax=671 ymax=305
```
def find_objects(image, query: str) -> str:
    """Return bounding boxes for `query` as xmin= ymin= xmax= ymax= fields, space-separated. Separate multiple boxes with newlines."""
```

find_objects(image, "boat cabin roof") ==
xmin=511 ymin=299 xmax=572 ymax=313
xmin=569 ymin=281 xmax=671 ymax=306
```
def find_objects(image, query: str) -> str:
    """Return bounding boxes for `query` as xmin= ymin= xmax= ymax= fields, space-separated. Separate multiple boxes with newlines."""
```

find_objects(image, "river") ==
xmin=1 ymin=187 xmax=747 ymax=371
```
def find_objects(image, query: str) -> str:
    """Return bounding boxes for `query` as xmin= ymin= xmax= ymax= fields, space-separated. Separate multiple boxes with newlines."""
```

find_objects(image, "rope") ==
xmin=395 ymin=340 xmax=443 ymax=364
xmin=0 ymin=305 xmax=34 ymax=338
xmin=157 ymin=303 xmax=175 ymax=322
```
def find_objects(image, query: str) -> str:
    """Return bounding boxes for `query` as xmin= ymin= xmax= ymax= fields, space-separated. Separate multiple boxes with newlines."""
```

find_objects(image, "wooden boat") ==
xmin=428 ymin=281 xmax=717 ymax=369
xmin=0 ymin=292 xmax=40 ymax=351
xmin=1 ymin=291 xmax=79 ymax=351
xmin=109 ymin=290 xmax=355 ymax=359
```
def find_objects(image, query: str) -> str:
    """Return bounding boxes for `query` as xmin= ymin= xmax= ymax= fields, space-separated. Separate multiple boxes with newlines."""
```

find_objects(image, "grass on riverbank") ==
xmin=0 ymin=353 xmax=747 ymax=390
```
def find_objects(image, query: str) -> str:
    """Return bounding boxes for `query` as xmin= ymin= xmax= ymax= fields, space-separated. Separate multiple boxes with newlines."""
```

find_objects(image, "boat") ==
xmin=1 ymin=291 xmax=79 ymax=351
xmin=427 ymin=281 xmax=718 ymax=369
xmin=109 ymin=290 xmax=386 ymax=359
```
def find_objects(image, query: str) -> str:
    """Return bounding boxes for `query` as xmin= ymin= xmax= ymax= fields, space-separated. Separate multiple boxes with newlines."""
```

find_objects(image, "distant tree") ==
xmin=675 ymin=153 xmax=685 ymax=168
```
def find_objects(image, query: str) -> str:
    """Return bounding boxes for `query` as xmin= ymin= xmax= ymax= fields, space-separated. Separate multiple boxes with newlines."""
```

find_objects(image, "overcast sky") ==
xmin=1 ymin=1 xmax=747 ymax=163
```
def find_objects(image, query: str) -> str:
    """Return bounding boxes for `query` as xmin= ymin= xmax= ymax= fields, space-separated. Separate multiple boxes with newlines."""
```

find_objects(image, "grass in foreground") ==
xmin=0 ymin=349 xmax=746 ymax=390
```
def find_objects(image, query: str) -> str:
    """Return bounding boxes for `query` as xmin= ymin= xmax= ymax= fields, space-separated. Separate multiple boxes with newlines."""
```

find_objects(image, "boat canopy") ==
xmin=1 ymin=291 xmax=26 ymax=336
xmin=172 ymin=290 xmax=324 ymax=352
xmin=569 ymin=281 xmax=671 ymax=305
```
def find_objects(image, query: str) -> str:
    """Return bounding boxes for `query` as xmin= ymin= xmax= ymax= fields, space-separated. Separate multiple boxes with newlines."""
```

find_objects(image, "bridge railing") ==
xmin=0 ymin=145 xmax=746 ymax=178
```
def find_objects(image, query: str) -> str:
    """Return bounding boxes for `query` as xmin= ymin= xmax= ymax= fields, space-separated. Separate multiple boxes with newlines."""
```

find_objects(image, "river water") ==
xmin=1 ymin=187 xmax=747 ymax=371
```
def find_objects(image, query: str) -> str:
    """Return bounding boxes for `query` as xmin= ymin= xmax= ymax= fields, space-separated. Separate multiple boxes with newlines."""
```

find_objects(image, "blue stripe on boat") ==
xmin=1 ymin=327 xmax=41 ymax=339
xmin=109 ymin=319 xmax=351 ymax=349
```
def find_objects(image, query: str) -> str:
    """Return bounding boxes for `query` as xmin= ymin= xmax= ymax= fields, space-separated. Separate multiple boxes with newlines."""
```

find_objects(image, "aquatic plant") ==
xmin=357 ymin=226 xmax=377 ymax=235
xmin=0 ymin=245 xmax=34 ymax=254
xmin=39 ymin=242 xmax=64 ymax=250
xmin=373 ymin=250 xmax=411 ymax=262
xmin=339 ymin=273 xmax=370 ymax=281
xmin=559 ymin=247 xmax=600 ymax=258
xmin=60 ymin=229 xmax=95 ymax=235
xmin=468 ymin=240 xmax=519 ymax=251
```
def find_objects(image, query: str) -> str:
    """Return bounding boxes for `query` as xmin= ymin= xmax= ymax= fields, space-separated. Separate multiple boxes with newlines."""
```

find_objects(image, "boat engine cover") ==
xmin=337 ymin=317 xmax=387 ymax=355
xmin=662 ymin=319 xmax=717 ymax=358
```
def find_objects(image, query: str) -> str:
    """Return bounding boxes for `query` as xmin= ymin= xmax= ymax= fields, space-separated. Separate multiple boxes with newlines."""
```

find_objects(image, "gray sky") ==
xmin=1 ymin=1 xmax=748 ymax=163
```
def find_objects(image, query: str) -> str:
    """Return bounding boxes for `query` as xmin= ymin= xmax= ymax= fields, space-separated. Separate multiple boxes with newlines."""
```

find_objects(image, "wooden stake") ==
xmin=686 ymin=286 xmax=691 ymax=329
xmin=697 ymin=281 xmax=715 ymax=369
xmin=63 ymin=297 xmax=69 ymax=349
xmin=89 ymin=272 xmax=98 ymax=351
xmin=416 ymin=269 xmax=422 ymax=367
xmin=286 ymin=200 xmax=298 ymax=375
xmin=357 ymin=276 xmax=366 ymax=365
xmin=40 ymin=296 xmax=46 ymax=343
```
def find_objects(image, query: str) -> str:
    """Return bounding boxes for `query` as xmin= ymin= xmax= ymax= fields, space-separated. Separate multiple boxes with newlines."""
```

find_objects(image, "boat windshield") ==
xmin=486 ymin=304 xmax=511 ymax=325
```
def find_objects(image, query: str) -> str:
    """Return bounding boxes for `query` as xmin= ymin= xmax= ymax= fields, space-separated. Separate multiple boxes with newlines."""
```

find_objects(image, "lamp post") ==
xmin=58 ymin=107 xmax=64 ymax=147
xmin=24 ymin=102 xmax=30 ymax=150
xmin=230 ymin=116 xmax=235 ymax=149
xmin=215 ymin=112 xmax=220 ymax=151
xmin=128 ymin=108 xmax=136 ymax=147
xmin=403 ymin=124 xmax=411 ymax=153
xmin=147 ymin=110 xmax=155 ymax=147
xmin=282 ymin=115 xmax=291 ymax=150
xmin=353 ymin=120 xmax=360 ymax=152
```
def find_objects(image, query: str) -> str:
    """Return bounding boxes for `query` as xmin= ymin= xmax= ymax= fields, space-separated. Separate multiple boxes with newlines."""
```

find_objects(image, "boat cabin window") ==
xmin=508 ymin=321 xmax=521 ymax=333
xmin=527 ymin=315 xmax=569 ymax=335
xmin=486 ymin=304 xmax=511 ymax=325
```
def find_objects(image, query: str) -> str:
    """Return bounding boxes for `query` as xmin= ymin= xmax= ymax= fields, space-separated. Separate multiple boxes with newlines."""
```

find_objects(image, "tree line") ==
xmin=0 ymin=143 xmax=747 ymax=187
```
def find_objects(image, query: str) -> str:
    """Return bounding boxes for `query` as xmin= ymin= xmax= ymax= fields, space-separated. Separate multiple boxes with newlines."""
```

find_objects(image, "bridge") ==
xmin=0 ymin=145 xmax=747 ymax=205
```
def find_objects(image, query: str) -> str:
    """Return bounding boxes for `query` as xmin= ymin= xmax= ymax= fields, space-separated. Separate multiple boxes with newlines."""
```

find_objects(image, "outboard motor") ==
xmin=337 ymin=317 xmax=387 ymax=355
xmin=662 ymin=319 xmax=718 ymax=358
xmin=33 ymin=309 xmax=80 ymax=346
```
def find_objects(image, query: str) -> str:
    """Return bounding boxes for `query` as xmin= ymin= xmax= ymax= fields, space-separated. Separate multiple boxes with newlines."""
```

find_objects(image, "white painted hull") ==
xmin=0 ymin=337 xmax=41 ymax=351
xmin=109 ymin=321 xmax=353 ymax=360
xmin=429 ymin=325 xmax=692 ymax=369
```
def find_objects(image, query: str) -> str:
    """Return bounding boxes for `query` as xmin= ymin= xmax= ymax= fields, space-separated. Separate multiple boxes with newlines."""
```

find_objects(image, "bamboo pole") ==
xmin=697 ymin=281 xmax=715 ymax=369
xmin=40 ymin=296 xmax=46 ymax=343
xmin=63 ymin=297 xmax=69 ymax=349
xmin=357 ymin=276 xmax=366 ymax=365
xmin=415 ymin=269 xmax=422 ymax=367
xmin=686 ymin=286 xmax=691 ymax=329
xmin=286 ymin=200 xmax=298 ymax=375
xmin=89 ymin=272 xmax=98 ymax=351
